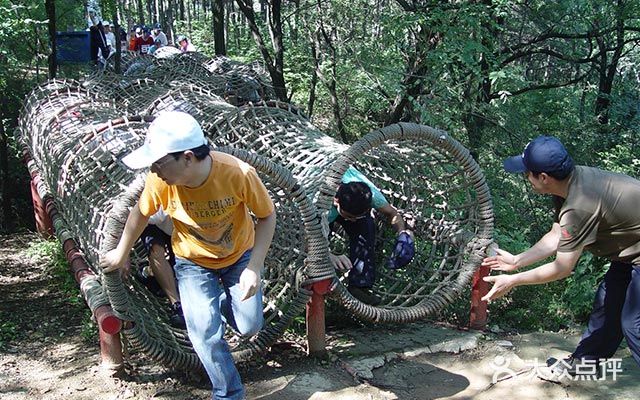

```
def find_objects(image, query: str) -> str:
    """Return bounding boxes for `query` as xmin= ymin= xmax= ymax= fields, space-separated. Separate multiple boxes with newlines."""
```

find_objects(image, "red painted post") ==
xmin=469 ymin=265 xmax=490 ymax=330
xmin=25 ymin=153 xmax=124 ymax=368
xmin=305 ymin=278 xmax=332 ymax=355
xmin=99 ymin=326 xmax=124 ymax=372
xmin=62 ymin=231 xmax=125 ymax=364
xmin=95 ymin=305 xmax=123 ymax=335
xmin=29 ymin=178 xmax=54 ymax=237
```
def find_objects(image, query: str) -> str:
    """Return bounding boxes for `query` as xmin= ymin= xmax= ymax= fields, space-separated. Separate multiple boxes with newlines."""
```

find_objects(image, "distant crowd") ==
xmin=87 ymin=9 xmax=197 ymax=65
xmin=127 ymin=24 xmax=197 ymax=55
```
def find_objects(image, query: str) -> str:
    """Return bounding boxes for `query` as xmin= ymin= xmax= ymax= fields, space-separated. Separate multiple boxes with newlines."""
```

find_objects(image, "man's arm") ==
xmin=481 ymin=247 xmax=582 ymax=302
xmin=100 ymin=202 xmax=150 ymax=273
xmin=515 ymin=222 xmax=562 ymax=267
xmin=482 ymin=223 xmax=561 ymax=272
xmin=241 ymin=210 xmax=276 ymax=300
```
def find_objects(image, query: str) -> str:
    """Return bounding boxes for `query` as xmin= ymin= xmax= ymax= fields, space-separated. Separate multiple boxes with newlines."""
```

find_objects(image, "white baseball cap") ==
xmin=103 ymin=21 xmax=111 ymax=27
xmin=122 ymin=111 xmax=207 ymax=169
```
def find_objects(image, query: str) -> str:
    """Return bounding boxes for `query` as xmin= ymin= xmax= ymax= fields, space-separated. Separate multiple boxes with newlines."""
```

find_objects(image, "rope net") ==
xmin=18 ymin=52 xmax=493 ymax=370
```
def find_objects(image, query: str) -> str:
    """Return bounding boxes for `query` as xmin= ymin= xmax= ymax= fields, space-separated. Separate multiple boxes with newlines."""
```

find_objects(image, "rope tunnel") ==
xmin=18 ymin=52 xmax=493 ymax=371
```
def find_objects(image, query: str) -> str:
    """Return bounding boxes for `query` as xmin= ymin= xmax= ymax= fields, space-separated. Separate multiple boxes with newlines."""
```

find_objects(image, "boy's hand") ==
xmin=100 ymin=249 xmax=128 ymax=273
xmin=330 ymin=253 xmax=352 ymax=272
xmin=240 ymin=267 xmax=261 ymax=301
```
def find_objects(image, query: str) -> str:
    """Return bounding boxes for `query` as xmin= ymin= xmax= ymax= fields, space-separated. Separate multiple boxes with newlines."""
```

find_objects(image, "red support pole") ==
xmin=469 ymin=265 xmax=490 ymax=330
xmin=305 ymin=278 xmax=332 ymax=356
xmin=95 ymin=305 xmax=123 ymax=335
xmin=25 ymin=151 xmax=124 ymax=369
xmin=62 ymin=233 xmax=125 ymax=364
xmin=99 ymin=326 xmax=124 ymax=372
xmin=30 ymin=178 xmax=54 ymax=238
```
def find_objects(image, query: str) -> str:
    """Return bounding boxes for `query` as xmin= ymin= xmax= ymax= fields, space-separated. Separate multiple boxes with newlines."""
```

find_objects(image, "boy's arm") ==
xmin=377 ymin=203 xmax=411 ymax=237
xmin=100 ymin=202 xmax=150 ymax=273
xmin=240 ymin=210 xmax=276 ymax=300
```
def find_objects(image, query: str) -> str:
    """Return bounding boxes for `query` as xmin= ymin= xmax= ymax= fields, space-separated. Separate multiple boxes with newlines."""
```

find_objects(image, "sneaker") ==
xmin=169 ymin=302 xmax=186 ymax=329
xmin=348 ymin=286 xmax=382 ymax=306
xmin=546 ymin=355 xmax=600 ymax=378
xmin=135 ymin=267 xmax=165 ymax=298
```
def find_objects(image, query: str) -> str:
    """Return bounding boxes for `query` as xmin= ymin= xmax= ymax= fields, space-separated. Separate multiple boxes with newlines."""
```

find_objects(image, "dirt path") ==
xmin=1 ymin=233 xmax=638 ymax=400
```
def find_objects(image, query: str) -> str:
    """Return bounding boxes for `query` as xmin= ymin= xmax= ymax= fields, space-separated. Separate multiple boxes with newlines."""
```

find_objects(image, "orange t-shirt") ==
xmin=138 ymin=151 xmax=274 ymax=269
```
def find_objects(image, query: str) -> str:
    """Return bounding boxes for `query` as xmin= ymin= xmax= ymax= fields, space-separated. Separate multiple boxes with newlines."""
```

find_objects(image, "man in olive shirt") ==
xmin=481 ymin=135 xmax=640 ymax=373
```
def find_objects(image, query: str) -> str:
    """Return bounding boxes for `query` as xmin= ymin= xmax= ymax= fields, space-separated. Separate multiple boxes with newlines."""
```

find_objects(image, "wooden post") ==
xmin=469 ymin=265 xmax=490 ymax=330
xmin=61 ymin=237 xmax=124 ymax=366
xmin=25 ymin=153 xmax=125 ymax=369
xmin=29 ymin=178 xmax=54 ymax=237
xmin=305 ymin=278 xmax=332 ymax=356
xmin=99 ymin=326 xmax=124 ymax=371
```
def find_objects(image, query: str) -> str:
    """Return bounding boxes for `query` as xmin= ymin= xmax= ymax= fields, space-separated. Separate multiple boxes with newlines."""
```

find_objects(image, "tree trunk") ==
xmin=213 ymin=0 xmax=226 ymax=55
xmin=385 ymin=24 xmax=440 ymax=125
xmin=594 ymin=1 xmax=625 ymax=126
xmin=461 ymin=51 xmax=492 ymax=161
xmin=186 ymin=0 xmax=192 ymax=34
xmin=0 ymin=118 xmax=12 ymax=232
xmin=146 ymin=0 xmax=153 ymax=23
xmin=45 ymin=0 xmax=57 ymax=79
xmin=312 ymin=25 xmax=346 ymax=142
xmin=113 ymin=7 xmax=123 ymax=74
xmin=136 ymin=0 xmax=144 ymax=25
xmin=154 ymin=0 xmax=160 ymax=24
xmin=166 ymin=0 xmax=175 ymax=43
xmin=235 ymin=0 xmax=288 ymax=101
xmin=307 ymin=40 xmax=319 ymax=118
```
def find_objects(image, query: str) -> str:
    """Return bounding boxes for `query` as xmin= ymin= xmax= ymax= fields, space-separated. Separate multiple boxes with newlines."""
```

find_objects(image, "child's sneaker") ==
xmin=169 ymin=301 xmax=186 ymax=329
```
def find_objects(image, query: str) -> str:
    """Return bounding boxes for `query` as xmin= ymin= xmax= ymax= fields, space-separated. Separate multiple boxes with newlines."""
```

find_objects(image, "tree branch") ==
xmin=491 ymin=70 xmax=591 ymax=99
xmin=500 ymin=47 xmax=598 ymax=67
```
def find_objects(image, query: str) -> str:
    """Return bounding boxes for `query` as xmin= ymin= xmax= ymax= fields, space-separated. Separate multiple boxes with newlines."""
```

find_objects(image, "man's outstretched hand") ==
xmin=482 ymin=248 xmax=519 ymax=272
xmin=481 ymin=274 xmax=516 ymax=302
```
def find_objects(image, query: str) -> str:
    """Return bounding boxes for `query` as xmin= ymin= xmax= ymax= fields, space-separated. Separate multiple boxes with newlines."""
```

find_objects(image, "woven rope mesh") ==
xmin=19 ymin=52 xmax=493 ymax=369
xmin=318 ymin=125 xmax=494 ymax=322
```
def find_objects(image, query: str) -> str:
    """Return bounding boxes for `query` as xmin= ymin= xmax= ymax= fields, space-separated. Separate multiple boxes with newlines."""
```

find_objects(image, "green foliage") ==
xmin=80 ymin=312 xmax=98 ymax=343
xmin=23 ymin=239 xmax=97 ymax=342
xmin=596 ymin=144 xmax=640 ymax=177
xmin=24 ymin=239 xmax=81 ymax=306
xmin=556 ymin=253 xmax=605 ymax=322
xmin=284 ymin=314 xmax=307 ymax=336
xmin=488 ymin=280 xmax=570 ymax=331
xmin=0 ymin=319 xmax=18 ymax=350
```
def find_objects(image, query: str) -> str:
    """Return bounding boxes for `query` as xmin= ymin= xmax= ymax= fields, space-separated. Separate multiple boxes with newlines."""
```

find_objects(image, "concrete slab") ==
xmin=244 ymin=321 xmax=640 ymax=400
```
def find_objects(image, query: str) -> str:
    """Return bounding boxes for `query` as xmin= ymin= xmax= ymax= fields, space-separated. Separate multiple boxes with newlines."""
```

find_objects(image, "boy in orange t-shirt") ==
xmin=101 ymin=111 xmax=276 ymax=399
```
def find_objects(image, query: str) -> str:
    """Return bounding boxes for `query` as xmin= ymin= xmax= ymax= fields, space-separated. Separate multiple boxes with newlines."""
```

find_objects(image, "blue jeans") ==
xmin=173 ymin=250 xmax=263 ymax=400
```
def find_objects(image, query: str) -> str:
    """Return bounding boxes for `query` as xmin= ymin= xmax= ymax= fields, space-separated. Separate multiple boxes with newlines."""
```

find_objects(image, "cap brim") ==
xmin=503 ymin=155 xmax=527 ymax=173
xmin=121 ymin=145 xmax=164 ymax=170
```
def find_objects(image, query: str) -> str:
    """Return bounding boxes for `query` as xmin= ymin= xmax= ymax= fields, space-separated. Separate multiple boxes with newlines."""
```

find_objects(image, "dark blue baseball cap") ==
xmin=503 ymin=136 xmax=574 ymax=179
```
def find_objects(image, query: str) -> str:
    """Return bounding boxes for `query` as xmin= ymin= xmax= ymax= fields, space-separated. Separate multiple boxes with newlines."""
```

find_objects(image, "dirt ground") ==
xmin=1 ymin=233 xmax=638 ymax=400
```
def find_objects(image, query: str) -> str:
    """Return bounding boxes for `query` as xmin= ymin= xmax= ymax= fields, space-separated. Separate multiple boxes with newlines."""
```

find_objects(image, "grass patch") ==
xmin=0 ymin=319 xmax=18 ymax=350
xmin=22 ymin=238 xmax=97 ymax=342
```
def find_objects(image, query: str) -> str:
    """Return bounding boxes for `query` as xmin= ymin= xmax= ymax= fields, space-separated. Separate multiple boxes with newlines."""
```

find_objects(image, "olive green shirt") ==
xmin=558 ymin=166 xmax=640 ymax=264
